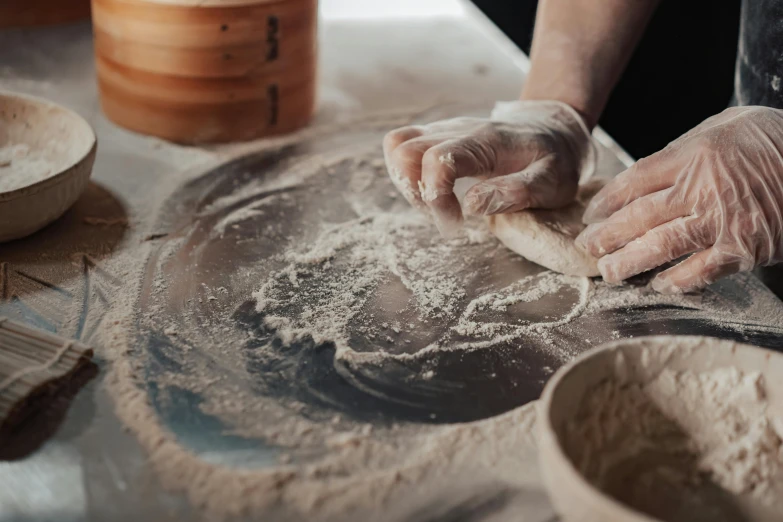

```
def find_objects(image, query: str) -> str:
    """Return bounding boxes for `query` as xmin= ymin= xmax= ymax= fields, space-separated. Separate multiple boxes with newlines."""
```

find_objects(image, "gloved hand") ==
xmin=382 ymin=100 xmax=596 ymax=236
xmin=576 ymin=106 xmax=783 ymax=294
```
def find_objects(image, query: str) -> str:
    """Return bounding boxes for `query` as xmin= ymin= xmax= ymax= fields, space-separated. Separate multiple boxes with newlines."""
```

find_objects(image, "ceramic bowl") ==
xmin=538 ymin=335 xmax=783 ymax=522
xmin=0 ymin=91 xmax=97 ymax=243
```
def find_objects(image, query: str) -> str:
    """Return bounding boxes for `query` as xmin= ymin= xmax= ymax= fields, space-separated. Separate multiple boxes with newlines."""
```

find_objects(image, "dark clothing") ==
xmin=471 ymin=0 xmax=742 ymax=159
xmin=736 ymin=0 xmax=783 ymax=107
xmin=736 ymin=1 xmax=783 ymax=295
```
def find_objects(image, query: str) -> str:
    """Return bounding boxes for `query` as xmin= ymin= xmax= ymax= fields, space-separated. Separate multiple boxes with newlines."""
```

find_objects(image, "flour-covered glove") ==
xmin=382 ymin=100 xmax=596 ymax=236
xmin=577 ymin=106 xmax=783 ymax=294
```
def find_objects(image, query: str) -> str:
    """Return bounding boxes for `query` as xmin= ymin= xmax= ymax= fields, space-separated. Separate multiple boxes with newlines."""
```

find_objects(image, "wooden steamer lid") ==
xmin=91 ymin=0 xmax=318 ymax=144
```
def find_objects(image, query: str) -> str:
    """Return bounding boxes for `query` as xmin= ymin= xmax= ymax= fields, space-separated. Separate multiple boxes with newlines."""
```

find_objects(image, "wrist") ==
xmin=519 ymin=90 xmax=598 ymax=130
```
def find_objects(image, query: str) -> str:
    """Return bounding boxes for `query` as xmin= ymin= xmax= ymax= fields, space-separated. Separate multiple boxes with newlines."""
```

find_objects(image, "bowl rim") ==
xmin=538 ymin=334 xmax=779 ymax=522
xmin=0 ymin=90 xmax=97 ymax=203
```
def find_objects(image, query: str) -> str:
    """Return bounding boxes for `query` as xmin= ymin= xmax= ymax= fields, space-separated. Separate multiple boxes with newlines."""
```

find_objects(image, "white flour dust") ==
xmin=252 ymin=205 xmax=596 ymax=367
xmin=245 ymin=140 xmax=778 ymax=370
xmin=451 ymin=273 xmax=590 ymax=350
xmin=253 ymin=210 xmax=465 ymax=349
xmin=0 ymin=143 xmax=55 ymax=192
xmin=568 ymin=365 xmax=783 ymax=521
xmin=417 ymin=180 xmax=440 ymax=202
xmin=389 ymin=166 xmax=417 ymax=203
xmin=74 ymin=108 xmax=783 ymax=522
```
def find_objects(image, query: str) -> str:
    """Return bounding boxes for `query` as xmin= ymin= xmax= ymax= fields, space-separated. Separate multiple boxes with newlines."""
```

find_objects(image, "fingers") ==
xmin=597 ymin=216 xmax=713 ymax=283
xmin=462 ymin=155 xmax=577 ymax=215
xmin=383 ymin=117 xmax=570 ymax=237
xmin=384 ymin=126 xmax=503 ymax=233
xmin=419 ymin=139 xmax=497 ymax=236
xmin=383 ymin=126 xmax=426 ymax=209
xmin=582 ymin=152 xmax=680 ymax=224
xmin=651 ymin=247 xmax=745 ymax=294
xmin=383 ymin=126 xmax=423 ymax=157
xmin=578 ymin=188 xmax=687 ymax=257
xmin=383 ymin=128 xmax=435 ymax=211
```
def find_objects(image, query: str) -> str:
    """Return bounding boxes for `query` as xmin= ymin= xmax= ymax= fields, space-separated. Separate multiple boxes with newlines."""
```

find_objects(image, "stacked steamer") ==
xmin=91 ymin=0 xmax=317 ymax=143
xmin=0 ymin=0 xmax=92 ymax=27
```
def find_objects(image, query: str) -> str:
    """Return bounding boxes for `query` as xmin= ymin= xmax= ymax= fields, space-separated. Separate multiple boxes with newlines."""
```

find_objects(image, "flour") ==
xmin=116 ymin=120 xmax=570 ymax=519
xmin=72 ymin=108 xmax=783 ymax=522
xmin=388 ymin=166 xmax=417 ymax=204
xmin=0 ymin=143 xmax=55 ymax=192
xmin=417 ymin=180 xmax=440 ymax=203
xmin=462 ymin=271 xmax=568 ymax=314
xmin=252 ymin=208 xmax=472 ymax=361
xmin=451 ymin=274 xmax=591 ymax=350
xmin=438 ymin=152 xmax=455 ymax=166
xmin=109 ymin=337 xmax=547 ymax=520
xmin=567 ymin=365 xmax=783 ymax=521
xmin=252 ymin=204 xmax=594 ymax=366
xmin=210 ymin=198 xmax=276 ymax=238
xmin=247 ymin=135 xmax=783 ymax=372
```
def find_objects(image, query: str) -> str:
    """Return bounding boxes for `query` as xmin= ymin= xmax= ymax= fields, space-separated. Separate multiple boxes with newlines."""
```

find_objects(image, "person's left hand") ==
xmin=576 ymin=106 xmax=783 ymax=294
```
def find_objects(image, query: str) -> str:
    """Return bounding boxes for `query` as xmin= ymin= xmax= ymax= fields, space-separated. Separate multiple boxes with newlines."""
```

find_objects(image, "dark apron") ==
xmin=735 ymin=0 xmax=783 ymax=296
xmin=736 ymin=0 xmax=783 ymax=107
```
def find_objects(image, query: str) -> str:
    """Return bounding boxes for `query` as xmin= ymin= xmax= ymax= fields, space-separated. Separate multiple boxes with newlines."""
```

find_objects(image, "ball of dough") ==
xmin=487 ymin=179 xmax=607 ymax=277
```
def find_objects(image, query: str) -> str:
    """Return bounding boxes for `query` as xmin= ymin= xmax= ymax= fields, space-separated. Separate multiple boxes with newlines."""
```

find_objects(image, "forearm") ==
xmin=521 ymin=0 xmax=660 ymax=128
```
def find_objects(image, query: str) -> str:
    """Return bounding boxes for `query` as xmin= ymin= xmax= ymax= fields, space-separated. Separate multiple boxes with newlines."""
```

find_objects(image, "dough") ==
xmin=487 ymin=179 xmax=606 ymax=277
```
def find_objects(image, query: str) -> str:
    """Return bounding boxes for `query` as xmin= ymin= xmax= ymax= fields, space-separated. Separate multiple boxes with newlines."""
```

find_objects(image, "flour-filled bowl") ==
xmin=538 ymin=335 xmax=783 ymax=522
xmin=0 ymin=91 xmax=96 ymax=242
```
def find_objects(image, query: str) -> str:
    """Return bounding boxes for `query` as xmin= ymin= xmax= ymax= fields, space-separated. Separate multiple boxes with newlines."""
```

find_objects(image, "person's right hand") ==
xmin=382 ymin=100 xmax=596 ymax=236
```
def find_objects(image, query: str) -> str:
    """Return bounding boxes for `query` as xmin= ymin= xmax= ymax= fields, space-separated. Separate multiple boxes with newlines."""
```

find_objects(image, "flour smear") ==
xmin=92 ymin=111 xmax=783 ymax=522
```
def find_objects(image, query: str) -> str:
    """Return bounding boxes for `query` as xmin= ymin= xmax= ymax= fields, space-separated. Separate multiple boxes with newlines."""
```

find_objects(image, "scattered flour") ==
xmin=389 ymin=166 xmax=417 ymax=203
xmin=417 ymin=180 xmax=439 ymax=203
xmin=252 ymin=204 xmax=597 ymax=367
xmin=66 ymin=108 xmax=783 ymax=522
xmin=438 ymin=152 xmax=455 ymax=166
xmin=252 ymin=208 xmax=472 ymax=362
xmin=210 ymin=198 xmax=277 ymax=239
xmin=449 ymin=274 xmax=591 ymax=351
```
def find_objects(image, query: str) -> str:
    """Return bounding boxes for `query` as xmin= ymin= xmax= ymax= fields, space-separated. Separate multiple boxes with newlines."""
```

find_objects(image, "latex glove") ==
xmin=577 ymin=106 xmax=783 ymax=294
xmin=382 ymin=100 xmax=596 ymax=236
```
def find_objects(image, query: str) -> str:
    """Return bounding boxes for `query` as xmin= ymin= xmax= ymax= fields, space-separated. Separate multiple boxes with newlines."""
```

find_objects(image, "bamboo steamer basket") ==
xmin=91 ymin=0 xmax=317 ymax=144
xmin=0 ymin=0 xmax=91 ymax=28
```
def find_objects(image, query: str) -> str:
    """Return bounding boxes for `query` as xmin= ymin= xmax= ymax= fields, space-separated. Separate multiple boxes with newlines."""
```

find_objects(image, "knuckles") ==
xmin=383 ymin=126 xmax=421 ymax=153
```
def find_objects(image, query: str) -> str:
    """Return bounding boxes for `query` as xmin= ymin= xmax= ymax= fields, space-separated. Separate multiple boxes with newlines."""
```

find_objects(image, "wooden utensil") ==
xmin=0 ymin=317 xmax=94 ymax=431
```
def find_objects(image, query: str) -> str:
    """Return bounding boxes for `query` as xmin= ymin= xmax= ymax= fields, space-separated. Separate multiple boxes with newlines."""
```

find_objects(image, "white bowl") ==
xmin=538 ymin=335 xmax=783 ymax=522
xmin=0 ymin=91 xmax=96 ymax=242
